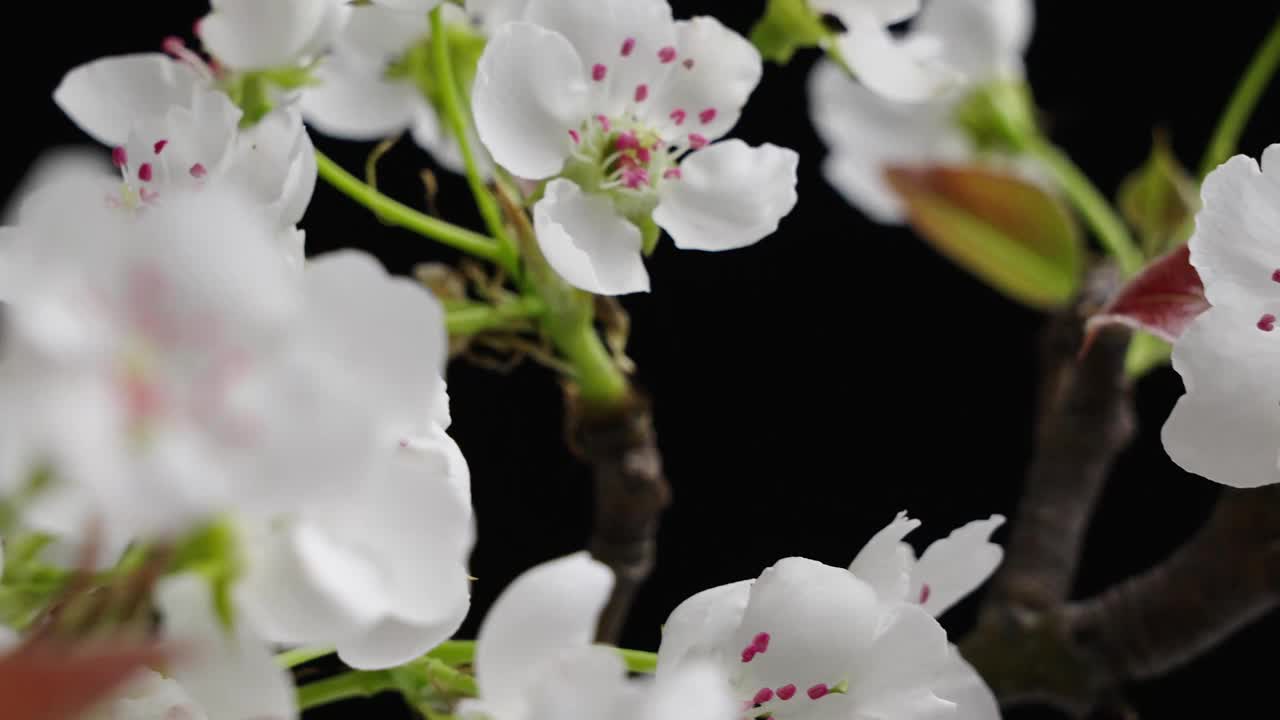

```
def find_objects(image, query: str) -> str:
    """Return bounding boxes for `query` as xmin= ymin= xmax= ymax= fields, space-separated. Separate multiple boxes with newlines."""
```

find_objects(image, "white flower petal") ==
xmin=1163 ymin=307 xmax=1280 ymax=488
xmin=298 ymin=250 xmax=447 ymax=426
xmin=410 ymin=103 xmax=489 ymax=177
xmin=301 ymin=53 xmax=419 ymax=140
xmin=473 ymin=552 xmax=614 ymax=708
xmin=634 ymin=661 xmax=736 ymax=720
xmin=914 ymin=0 xmax=1033 ymax=81
xmin=808 ymin=60 xmax=969 ymax=225
xmin=232 ymin=107 xmax=317 ymax=229
xmin=158 ymin=573 xmax=297 ymax=720
xmin=1188 ymin=148 xmax=1280 ymax=312
xmin=733 ymin=557 xmax=881 ymax=693
xmin=849 ymin=604 xmax=955 ymax=720
xmin=337 ymin=611 xmax=468 ymax=670
xmin=473 ymin=21 xmax=590 ymax=179
xmin=932 ymin=649 xmax=1001 ymax=720
xmin=655 ymin=140 xmax=798 ymax=252
xmin=466 ymin=0 xmax=532 ymax=33
xmin=53 ymin=54 xmax=203 ymax=146
xmin=375 ymin=0 xmax=443 ymax=12
xmin=644 ymin=17 xmax=762 ymax=142
xmin=198 ymin=0 xmax=338 ymax=70
xmin=525 ymin=0 xmax=676 ymax=116
xmin=848 ymin=511 xmax=920 ymax=605
xmin=812 ymin=0 xmax=921 ymax=25
xmin=910 ymin=515 xmax=1005 ymax=617
xmin=339 ymin=4 xmax=430 ymax=61
xmin=534 ymin=179 xmax=650 ymax=295
xmin=237 ymin=522 xmax=392 ymax=646
xmin=522 ymin=646 xmax=630 ymax=720
xmin=656 ymin=579 xmax=752 ymax=677
xmin=833 ymin=7 xmax=959 ymax=102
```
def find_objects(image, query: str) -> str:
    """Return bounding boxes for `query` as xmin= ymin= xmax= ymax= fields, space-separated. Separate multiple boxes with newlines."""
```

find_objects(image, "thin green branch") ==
xmin=1021 ymin=135 xmax=1144 ymax=276
xmin=296 ymin=669 xmax=399 ymax=711
xmin=1200 ymin=15 xmax=1280 ymax=178
xmin=615 ymin=647 xmax=658 ymax=673
xmin=446 ymin=296 xmax=547 ymax=336
xmin=276 ymin=645 xmax=335 ymax=669
xmin=430 ymin=7 xmax=519 ymax=269
xmin=315 ymin=150 xmax=506 ymax=267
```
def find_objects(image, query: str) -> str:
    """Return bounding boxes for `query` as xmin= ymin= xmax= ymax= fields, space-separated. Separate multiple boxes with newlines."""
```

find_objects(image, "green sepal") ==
xmin=1118 ymin=134 xmax=1200 ymax=258
xmin=638 ymin=214 xmax=662 ymax=256
xmin=1125 ymin=330 xmax=1174 ymax=379
xmin=169 ymin=518 xmax=242 ymax=628
xmin=749 ymin=0 xmax=832 ymax=64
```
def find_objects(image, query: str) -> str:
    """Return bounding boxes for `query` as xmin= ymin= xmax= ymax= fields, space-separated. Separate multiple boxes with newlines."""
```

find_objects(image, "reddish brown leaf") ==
xmin=1087 ymin=242 xmax=1207 ymax=343
xmin=0 ymin=640 xmax=167 ymax=720
xmin=885 ymin=165 xmax=1083 ymax=310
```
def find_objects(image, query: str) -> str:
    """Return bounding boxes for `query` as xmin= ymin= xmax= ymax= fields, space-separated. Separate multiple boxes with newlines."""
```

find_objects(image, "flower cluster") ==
xmin=0 ymin=1 xmax=1026 ymax=718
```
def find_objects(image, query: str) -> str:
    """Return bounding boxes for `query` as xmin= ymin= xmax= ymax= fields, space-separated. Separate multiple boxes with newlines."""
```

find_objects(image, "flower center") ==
xmin=109 ymin=137 xmax=210 ymax=210
xmin=735 ymin=631 xmax=847 ymax=720
xmin=559 ymin=35 xmax=720 ymax=205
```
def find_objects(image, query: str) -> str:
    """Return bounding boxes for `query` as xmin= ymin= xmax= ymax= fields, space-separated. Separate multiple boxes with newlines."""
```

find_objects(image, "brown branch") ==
xmin=986 ymin=264 xmax=1136 ymax=612
xmin=565 ymin=388 xmax=671 ymax=644
xmin=964 ymin=486 xmax=1280 ymax=716
xmin=1067 ymin=485 xmax=1280 ymax=682
xmin=962 ymin=262 xmax=1280 ymax=716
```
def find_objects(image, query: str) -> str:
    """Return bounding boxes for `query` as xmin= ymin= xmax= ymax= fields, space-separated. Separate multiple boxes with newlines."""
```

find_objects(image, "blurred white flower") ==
xmin=53 ymin=54 xmax=317 ymax=264
xmin=848 ymin=512 xmax=1005 ymax=720
xmin=658 ymin=513 xmax=1005 ymax=720
xmin=472 ymin=0 xmax=798 ymax=295
xmin=301 ymin=1 xmax=514 ymax=174
xmin=1163 ymin=146 xmax=1280 ymax=488
xmin=0 ymin=166 xmax=305 ymax=554
xmin=235 ymin=251 xmax=475 ymax=670
xmin=197 ymin=0 xmax=351 ymax=73
xmin=87 ymin=573 xmax=297 ymax=720
xmin=458 ymin=552 xmax=736 ymax=720
xmin=809 ymin=0 xmax=1034 ymax=224
xmin=659 ymin=557 xmax=960 ymax=720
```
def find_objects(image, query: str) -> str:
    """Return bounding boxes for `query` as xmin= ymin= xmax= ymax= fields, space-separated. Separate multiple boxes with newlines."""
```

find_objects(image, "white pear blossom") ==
xmin=1163 ymin=146 xmax=1280 ymax=488
xmin=87 ymin=573 xmax=297 ymax=720
xmin=458 ymin=552 xmax=736 ymax=720
xmin=301 ymin=1 xmax=514 ymax=174
xmin=809 ymin=0 xmax=1033 ymax=224
xmin=0 ymin=166 xmax=311 ymax=555
xmin=814 ymin=0 xmax=1031 ymax=102
xmin=472 ymin=0 xmax=799 ymax=295
xmin=235 ymin=251 xmax=475 ymax=669
xmin=53 ymin=53 xmax=317 ymax=264
xmin=197 ymin=0 xmax=351 ymax=73
xmin=658 ymin=513 xmax=1005 ymax=720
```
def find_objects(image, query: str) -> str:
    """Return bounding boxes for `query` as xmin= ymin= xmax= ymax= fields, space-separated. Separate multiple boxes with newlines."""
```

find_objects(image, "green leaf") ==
xmin=749 ymin=0 xmax=831 ymax=64
xmin=637 ymin=214 xmax=661 ymax=256
xmin=1125 ymin=331 xmax=1173 ymax=379
xmin=885 ymin=165 xmax=1085 ymax=310
xmin=1118 ymin=133 xmax=1200 ymax=258
xmin=169 ymin=518 xmax=242 ymax=628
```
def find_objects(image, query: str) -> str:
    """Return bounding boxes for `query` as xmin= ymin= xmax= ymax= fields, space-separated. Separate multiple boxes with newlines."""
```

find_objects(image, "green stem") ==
xmin=297 ymin=670 xmax=399 ymax=711
xmin=1021 ymin=135 xmax=1144 ymax=275
xmin=427 ymin=640 xmax=476 ymax=667
xmin=1200 ymin=15 xmax=1280 ymax=179
xmin=446 ymin=296 xmax=546 ymax=336
xmin=430 ymin=7 xmax=519 ymax=270
xmin=549 ymin=314 xmax=631 ymax=408
xmin=428 ymin=640 xmax=657 ymax=675
xmin=277 ymin=645 xmax=335 ymax=669
xmin=315 ymin=150 xmax=505 ymax=266
xmin=615 ymin=647 xmax=658 ymax=673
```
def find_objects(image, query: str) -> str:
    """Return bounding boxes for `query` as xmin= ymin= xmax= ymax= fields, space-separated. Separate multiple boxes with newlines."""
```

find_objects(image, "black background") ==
xmin=10 ymin=2 xmax=1280 ymax=718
